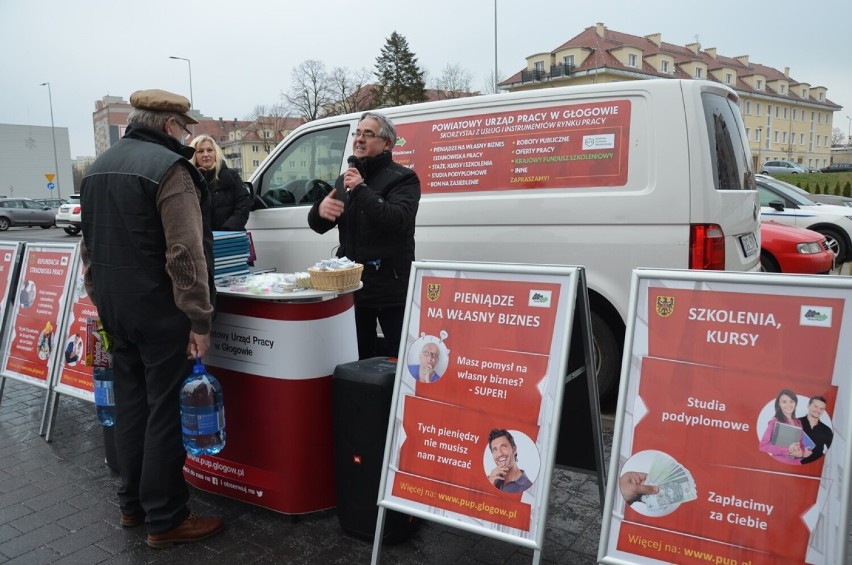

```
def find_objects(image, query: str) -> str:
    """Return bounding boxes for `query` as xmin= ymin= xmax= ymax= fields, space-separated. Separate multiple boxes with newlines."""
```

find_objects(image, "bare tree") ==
xmin=832 ymin=127 xmax=846 ymax=147
xmin=326 ymin=66 xmax=375 ymax=116
xmin=482 ymin=69 xmax=505 ymax=95
xmin=430 ymin=63 xmax=474 ymax=99
xmin=284 ymin=60 xmax=333 ymax=122
xmin=245 ymin=103 xmax=293 ymax=152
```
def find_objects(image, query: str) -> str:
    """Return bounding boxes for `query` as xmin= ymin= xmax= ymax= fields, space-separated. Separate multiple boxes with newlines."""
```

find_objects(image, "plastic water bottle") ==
xmin=180 ymin=357 xmax=226 ymax=456
xmin=93 ymin=367 xmax=116 ymax=426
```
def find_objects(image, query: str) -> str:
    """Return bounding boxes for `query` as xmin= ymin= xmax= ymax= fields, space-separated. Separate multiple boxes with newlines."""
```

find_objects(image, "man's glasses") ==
xmin=420 ymin=350 xmax=439 ymax=360
xmin=351 ymin=130 xmax=380 ymax=139
xmin=174 ymin=118 xmax=192 ymax=138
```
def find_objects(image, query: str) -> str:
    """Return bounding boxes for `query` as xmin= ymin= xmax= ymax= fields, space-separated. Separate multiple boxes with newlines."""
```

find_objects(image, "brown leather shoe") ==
xmin=147 ymin=514 xmax=224 ymax=549
xmin=120 ymin=512 xmax=145 ymax=528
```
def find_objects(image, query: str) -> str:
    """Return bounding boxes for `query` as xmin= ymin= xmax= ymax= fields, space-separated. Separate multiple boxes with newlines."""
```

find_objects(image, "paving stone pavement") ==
xmin=0 ymin=378 xmax=609 ymax=564
xmin=3 ymin=379 xmax=850 ymax=564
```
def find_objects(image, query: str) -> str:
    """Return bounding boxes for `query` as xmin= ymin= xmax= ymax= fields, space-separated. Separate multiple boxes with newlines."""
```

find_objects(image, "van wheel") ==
xmin=0 ymin=217 xmax=9 ymax=231
xmin=815 ymin=228 xmax=846 ymax=263
xmin=591 ymin=311 xmax=622 ymax=402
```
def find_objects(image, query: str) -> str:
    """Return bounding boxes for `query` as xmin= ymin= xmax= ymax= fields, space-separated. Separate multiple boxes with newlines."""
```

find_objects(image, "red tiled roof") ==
xmin=502 ymin=23 xmax=840 ymax=109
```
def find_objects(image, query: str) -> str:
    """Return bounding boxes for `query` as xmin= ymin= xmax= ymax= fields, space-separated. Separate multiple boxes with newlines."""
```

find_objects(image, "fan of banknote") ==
xmin=640 ymin=452 xmax=698 ymax=510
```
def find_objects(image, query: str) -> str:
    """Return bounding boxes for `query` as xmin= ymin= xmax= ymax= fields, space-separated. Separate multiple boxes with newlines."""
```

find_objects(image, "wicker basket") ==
xmin=307 ymin=264 xmax=364 ymax=291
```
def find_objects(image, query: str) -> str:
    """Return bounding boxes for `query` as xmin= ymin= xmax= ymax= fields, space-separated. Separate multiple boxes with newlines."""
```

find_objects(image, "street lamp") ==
xmin=39 ymin=82 xmax=61 ymax=199
xmin=493 ymin=0 xmax=498 ymax=93
xmin=169 ymin=56 xmax=194 ymax=110
xmin=846 ymin=115 xmax=851 ymax=147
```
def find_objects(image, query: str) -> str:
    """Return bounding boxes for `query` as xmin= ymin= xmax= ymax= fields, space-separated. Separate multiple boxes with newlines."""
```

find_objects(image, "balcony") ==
xmin=520 ymin=64 xmax=574 ymax=84
xmin=550 ymin=63 xmax=574 ymax=78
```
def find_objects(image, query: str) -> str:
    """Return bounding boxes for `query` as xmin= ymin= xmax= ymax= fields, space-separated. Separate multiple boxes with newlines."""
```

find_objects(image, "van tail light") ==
xmin=73 ymin=206 xmax=81 ymax=214
xmin=689 ymin=224 xmax=726 ymax=270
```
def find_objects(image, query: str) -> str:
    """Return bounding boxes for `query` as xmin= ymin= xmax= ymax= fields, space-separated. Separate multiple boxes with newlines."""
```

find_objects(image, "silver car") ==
xmin=0 ymin=198 xmax=56 ymax=231
xmin=759 ymin=160 xmax=808 ymax=175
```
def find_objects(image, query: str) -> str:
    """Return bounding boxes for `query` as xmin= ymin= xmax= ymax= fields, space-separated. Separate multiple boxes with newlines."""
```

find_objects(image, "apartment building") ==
xmin=500 ymin=22 xmax=842 ymax=171
xmin=91 ymin=96 xmax=302 ymax=179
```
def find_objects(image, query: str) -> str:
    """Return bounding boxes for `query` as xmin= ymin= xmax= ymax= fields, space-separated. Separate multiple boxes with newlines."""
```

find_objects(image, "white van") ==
xmin=245 ymin=79 xmax=760 ymax=399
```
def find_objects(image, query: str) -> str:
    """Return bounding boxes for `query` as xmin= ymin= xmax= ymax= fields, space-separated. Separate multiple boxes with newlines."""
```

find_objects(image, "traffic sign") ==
xmin=45 ymin=174 xmax=55 ymax=182
xmin=47 ymin=182 xmax=55 ymax=190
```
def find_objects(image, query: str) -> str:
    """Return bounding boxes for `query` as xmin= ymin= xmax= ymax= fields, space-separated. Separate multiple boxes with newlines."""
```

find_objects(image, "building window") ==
xmin=783 ymin=107 xmax=788 ymax=119
xmin=264 ymin=131 xmax=271 ymax=138
xmin=799 ymin=133 xmax=804 ymax=145
xmin=695 ymin=67 xmax=702 ymax=79
xmin=782 ymin=132 xmax=787 ymax=144
xmin=563 ymin=54 xmax=574 ymax=67
xmin=802 ymin=88 xmax=807 ymax=98
xmin=756 ymin=79 xmax=763 ymax=90
xmin=661 ymin=60 xmax=669 ymax=73
xmin=775 ymin=106 xmax=780 ymax=118
xmin=745 ymin=127 xmax=750 ymax=138
xmin=819 ymin=93 xmax=824 ymax=101
xmin=628 ymin=53 xmax=637 ymax=67
xmin=744 ymin=101 xmax=751 ymax=115
xmin=252 ymin=145 xmax=259 ymax=152
xmin=754 ymin=129 xmax=761 ymax=143
xmin=774 ymin=131 xmax=779 ymax=143
xmin=725 ymin=73 xmax=733 ymax=85
xmin=780 ymin=85 xmax=786 ymax=94
xmin=792 ymin=108 xmax=797 ymax=120
xmin=756 ymin=103 xmax=761 ymax=116
xmin=818 ymin=113 xmax=822 ymax=124
xmin=252 ymin=160 xmax=260 ymax=167
xmin=534 ymin=61 xmax=544 ymax=72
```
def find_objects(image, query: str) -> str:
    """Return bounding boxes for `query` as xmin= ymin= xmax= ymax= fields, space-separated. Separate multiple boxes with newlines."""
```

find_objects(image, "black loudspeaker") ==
xmin=332 ymin=357 xmax=417 ymax=544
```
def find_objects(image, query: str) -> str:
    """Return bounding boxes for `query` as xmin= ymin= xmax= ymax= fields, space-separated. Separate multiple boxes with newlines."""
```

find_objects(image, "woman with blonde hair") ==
xmin=190 ymin=135 xmax=251 ymax=231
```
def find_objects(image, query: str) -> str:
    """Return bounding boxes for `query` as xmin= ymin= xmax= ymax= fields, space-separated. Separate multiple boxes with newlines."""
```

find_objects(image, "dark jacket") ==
xmin=80 ymin=125 xmax=214 ymax=340
xmin=202 ymin=163 xmax=251 ymax=231
xmin=308 ymin=151 xmax=420 ymax=307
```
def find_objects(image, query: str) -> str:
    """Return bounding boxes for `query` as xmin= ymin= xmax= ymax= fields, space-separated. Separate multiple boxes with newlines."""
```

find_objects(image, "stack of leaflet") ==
xmin=213 ymin=231 xmax=251 ymax=281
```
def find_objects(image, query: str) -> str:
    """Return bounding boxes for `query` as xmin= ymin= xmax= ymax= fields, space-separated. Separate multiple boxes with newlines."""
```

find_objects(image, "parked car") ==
xmin=760 ymin=221 xmax=835 ymax=274
xmin=0 ymin=198 xmax=56 ymax=231
xmin=756 ymin=174 xmax=852 ymax=208
xmin=54 ymin=194 xmax=82 ymax=235
xmin=759 ymin=160 xmax=809 ymax=175
xmin=34 ymin=197 xmax=67 ymax=209
xmin=819 ymin=163 xmax=852 ymax=173
xmin=757 ymin=177 xmax=852 ymax=263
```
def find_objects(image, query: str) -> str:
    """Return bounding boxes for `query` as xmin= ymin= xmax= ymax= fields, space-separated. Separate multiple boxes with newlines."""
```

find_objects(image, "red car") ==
xmin=760 ymin=221 xmax=835 ymax=274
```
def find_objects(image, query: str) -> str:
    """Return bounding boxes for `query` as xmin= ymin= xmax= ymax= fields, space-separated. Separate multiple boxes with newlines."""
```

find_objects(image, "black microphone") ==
xmin=347 ymin=155 xmax=361 ymax=173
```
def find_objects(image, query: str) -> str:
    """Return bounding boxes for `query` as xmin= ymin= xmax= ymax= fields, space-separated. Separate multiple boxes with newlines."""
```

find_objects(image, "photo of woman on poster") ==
xmin=758 ymin=388 xmax=810 ymax=464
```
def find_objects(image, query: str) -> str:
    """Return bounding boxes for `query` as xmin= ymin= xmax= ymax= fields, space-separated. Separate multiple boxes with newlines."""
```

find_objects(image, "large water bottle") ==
xmin=93 ymin=367 xmax=116 ymax=426
xmin=180 ymin=356 xmax=226 ymax=456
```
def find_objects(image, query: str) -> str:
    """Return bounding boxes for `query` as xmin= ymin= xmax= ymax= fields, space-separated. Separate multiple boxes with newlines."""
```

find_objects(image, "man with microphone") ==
xmin=308 ymin=112 xmax=420 ymax=360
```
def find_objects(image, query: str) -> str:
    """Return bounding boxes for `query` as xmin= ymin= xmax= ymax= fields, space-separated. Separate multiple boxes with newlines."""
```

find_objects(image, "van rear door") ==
xmin=687 ymin=82 xmax=760 ymax=272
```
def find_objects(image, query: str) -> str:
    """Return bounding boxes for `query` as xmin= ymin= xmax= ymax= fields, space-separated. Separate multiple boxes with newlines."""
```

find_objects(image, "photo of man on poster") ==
xmin=798 ymin=395 xmax=833 ymax=465
xmin=407 ymin=335 xmax=448 ymax=383
xmin=486 ymin=429 xmax=535 ymax=494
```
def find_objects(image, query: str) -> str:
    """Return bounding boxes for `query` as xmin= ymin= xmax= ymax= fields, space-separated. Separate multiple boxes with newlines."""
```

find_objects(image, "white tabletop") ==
xmin=215 ymin=282 xmax=362 ymax=302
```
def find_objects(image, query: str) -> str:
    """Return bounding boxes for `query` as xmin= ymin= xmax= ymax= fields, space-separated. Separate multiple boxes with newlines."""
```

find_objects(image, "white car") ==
xmin=757 ymin=178 xmax=852 ymax=263
xmin=54 ymin=194 xmax=81 ymax=236
xmin=757 ymin=174 xmax=852 ymax=208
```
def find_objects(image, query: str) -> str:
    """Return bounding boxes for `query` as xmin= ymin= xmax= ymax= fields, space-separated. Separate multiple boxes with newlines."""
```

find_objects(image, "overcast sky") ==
xmin=2 ymin=0 xmax=850 ymax=157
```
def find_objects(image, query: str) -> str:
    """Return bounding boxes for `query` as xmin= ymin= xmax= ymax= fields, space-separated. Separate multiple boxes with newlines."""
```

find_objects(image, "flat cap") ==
xmin=129 ymin=89 xmax=197 ymax=124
